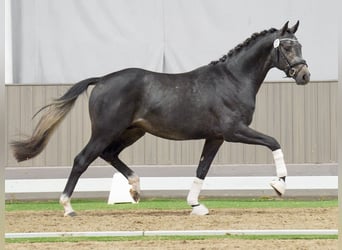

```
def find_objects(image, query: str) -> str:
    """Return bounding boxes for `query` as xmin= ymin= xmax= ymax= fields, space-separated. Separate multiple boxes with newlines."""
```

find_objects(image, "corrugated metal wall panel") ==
xmin=6 ymin=81 xmax=337 ymax=167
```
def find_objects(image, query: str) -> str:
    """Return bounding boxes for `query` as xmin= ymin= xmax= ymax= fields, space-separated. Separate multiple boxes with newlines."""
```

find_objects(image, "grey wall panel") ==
xmin=6 ymin=81 xmax=338 ymax=167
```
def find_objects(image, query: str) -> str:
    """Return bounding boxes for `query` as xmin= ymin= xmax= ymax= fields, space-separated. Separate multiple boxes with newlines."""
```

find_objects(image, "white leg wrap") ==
xmin=272 ymin=149 xmax=287 ymax=177
xmin=271 ymin=149 xmax=287 ymax=196
xmin=187 ymin=177 xmax=203 ymax=206
xmin=191 ymin=204 xmax=209 ymax=216
xmin=270 ymin=178 xmax=286 ymax=196
xmin=59 ymin=194 xmax=75 ymax=217
xmin=187 ymin=178 xmax=209 ymax=215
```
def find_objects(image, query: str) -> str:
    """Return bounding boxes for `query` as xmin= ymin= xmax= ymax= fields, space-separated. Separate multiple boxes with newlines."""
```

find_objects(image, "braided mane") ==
xmin=210 ymin=28 xmax=277 ymax=65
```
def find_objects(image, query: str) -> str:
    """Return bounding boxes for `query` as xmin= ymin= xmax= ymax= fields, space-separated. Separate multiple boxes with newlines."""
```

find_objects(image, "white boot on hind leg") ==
xmin=60 ymin=194 xmax=76 ymax=217
xmin=128 ymin=175 xmax=141 ymax=203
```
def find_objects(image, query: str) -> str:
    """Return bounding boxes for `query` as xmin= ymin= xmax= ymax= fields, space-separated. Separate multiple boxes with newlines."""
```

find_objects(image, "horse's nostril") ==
xmin=302 ymin=73 xmax=310 ymax=82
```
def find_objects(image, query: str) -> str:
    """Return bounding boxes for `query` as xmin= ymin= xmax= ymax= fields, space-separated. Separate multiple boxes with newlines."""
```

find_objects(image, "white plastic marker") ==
xmin=273 ymin=39 xmax=280 ymax=48
xmin=108 ymin=173 xmax=136 ymax=204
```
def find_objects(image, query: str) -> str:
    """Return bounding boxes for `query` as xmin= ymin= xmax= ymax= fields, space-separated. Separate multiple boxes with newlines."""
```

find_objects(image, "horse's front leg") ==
xmin=187 ymin=139 xmax=223 ymax=215
xmin=228 ymin=125 xmax=287 ymax=196
xmin=270 ymin=149 xmax=287 ymax=195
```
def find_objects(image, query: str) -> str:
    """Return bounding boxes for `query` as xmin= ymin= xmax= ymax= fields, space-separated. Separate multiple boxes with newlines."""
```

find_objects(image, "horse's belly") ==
xmin=132 ymin=118 xmax=218 ymax=140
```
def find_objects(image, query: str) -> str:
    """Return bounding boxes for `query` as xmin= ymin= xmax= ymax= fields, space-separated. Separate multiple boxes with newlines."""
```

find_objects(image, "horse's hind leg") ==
xmin=60 ymin=134 xmax=116 ymax=216
xmin=100 ymin=128 xmax=145 ymax=202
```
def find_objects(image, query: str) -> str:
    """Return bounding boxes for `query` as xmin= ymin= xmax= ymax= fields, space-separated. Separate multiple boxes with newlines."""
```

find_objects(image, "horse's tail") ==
xmin=11 ymin=77 xmax=100 ymax=162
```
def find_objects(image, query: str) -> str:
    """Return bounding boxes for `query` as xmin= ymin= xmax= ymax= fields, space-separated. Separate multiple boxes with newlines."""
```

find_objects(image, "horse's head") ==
xmin=272 ymin=21 xmax=310 ymax=85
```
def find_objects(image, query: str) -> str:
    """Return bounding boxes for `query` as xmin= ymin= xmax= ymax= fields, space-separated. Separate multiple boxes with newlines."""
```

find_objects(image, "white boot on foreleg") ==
xmin=187 ymin=177 xmax=209 ymax=215
xmin=270 ymin=149 xmax=287 ymax=196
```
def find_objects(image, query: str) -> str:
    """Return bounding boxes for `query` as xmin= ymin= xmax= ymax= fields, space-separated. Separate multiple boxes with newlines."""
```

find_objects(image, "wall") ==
xmin=6 ymin=81 xmax=337 ymax=168
xmin=9 ymin=0 xmax=337 ymax=83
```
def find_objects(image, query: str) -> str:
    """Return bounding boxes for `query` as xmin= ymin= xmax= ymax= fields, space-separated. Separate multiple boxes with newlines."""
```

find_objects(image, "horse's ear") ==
xmin=280 ymin=21 xmax=289 ymax=35
xmin=289 ymin=20 xmax=300 ymax=34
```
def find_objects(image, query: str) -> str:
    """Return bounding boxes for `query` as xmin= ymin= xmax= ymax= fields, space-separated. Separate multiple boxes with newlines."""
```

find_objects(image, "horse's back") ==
xmin=87 ymin=66 xmax=230 ymax=140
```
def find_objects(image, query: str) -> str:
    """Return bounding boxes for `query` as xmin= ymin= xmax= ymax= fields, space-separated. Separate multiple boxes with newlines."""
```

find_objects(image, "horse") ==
xmin=11 ymin=21 xmax=310 ymax=216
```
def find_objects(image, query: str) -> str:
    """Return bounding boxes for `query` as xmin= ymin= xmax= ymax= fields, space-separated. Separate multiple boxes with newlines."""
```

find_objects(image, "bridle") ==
xmin=273 ymin=38 xmax=307 ymax=78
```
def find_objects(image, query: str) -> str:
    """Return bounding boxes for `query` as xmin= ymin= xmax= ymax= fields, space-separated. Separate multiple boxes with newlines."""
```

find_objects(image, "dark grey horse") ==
xmin=12 ymin=21 xmax=310 ymax=216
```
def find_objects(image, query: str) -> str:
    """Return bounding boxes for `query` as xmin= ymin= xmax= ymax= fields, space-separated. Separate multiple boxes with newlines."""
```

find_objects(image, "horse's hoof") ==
xmin=130 ymin=189 xmax=140 ymax=203
xmin=64 ymin=211 xmax=77 ymax=217
xmin=190 ymin=204 xmax=209 ymax=216
xmin=270 ymin=178 xmax=286 ymax=196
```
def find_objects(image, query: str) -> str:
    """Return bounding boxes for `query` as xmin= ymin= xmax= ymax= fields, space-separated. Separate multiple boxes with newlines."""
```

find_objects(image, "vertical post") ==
xmin=5 ymin=0 xmax=12 ymax=83
xmin=0 ymin=0 xmax=6 ymax=248
xmin=338 ymin=15 xmax=342 ymax=248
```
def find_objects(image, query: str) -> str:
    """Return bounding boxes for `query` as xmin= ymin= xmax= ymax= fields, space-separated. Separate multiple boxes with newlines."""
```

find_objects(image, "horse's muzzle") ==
xmin=294 ymin=65 xmax=310 ymax=85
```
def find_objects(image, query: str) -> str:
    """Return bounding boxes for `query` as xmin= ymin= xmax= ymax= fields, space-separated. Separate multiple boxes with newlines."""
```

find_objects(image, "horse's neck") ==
xmin=226 ymin=38 xmax=274 ymax=93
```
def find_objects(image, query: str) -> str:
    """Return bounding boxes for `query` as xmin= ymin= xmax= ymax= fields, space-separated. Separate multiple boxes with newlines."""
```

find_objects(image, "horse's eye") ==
xmin=283 ymin=46 xmax=292 ymax=52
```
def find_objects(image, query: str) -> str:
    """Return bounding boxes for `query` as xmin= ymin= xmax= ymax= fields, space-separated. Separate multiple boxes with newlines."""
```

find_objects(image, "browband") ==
xmin=273 ymin=38 xmax=298 ymax=48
